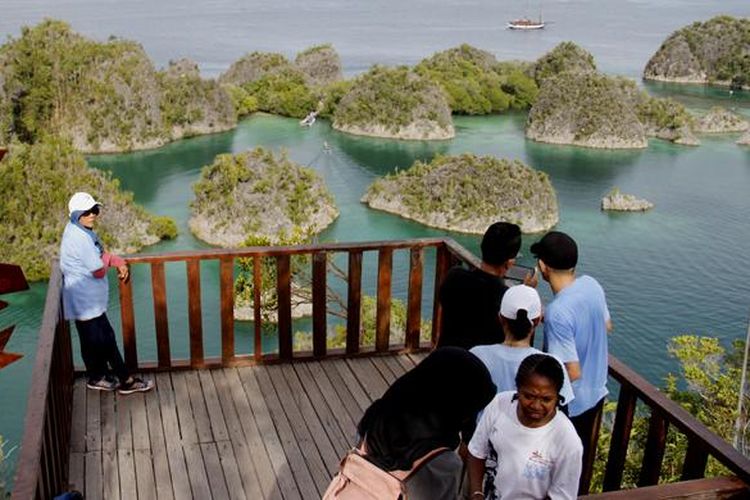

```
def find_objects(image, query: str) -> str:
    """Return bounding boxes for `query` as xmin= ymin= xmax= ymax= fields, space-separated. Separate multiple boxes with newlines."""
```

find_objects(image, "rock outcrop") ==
xmin=695 ymin=107 xmax=749 ymax=134
xmin=644 ymin=16 xmax=750 ymax=90
xmin=0 ymin=20 xmax=235 ymax=153
xmin=738 ymin=131 xmax=750 ymax=146
xmin=532 ymin=41 xmax=597 ymax=85
xmin=0 ymin=136 xmax=177 ymax=281
xmin=526 ymin=72 xmax=647 ymax=149
xmin=159 ymin=58 xmax=237 ymax=140
xmin=219 ymin=45 xmax=344 ymax=119
xmin=294 ymin=44 xmax=343 ymax=86
xmin=189 ymin=147 xmax=338 ymax=247
xmin=601 ymin=188 xmax=653 ymax=212
xmin=362 ymin=153 xmax=558 ymax=233
xmin=333 ymin=66 xmax=454 ymax=140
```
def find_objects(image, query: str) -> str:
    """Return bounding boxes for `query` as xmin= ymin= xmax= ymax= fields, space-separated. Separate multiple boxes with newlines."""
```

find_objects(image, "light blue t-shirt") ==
xmin=60 ymin=222 xmax=108 ymax=321
xmin=470 ymin=344 xmax=575 ymax=407
xmin=543 ymin=275 xmax=610 ymax=417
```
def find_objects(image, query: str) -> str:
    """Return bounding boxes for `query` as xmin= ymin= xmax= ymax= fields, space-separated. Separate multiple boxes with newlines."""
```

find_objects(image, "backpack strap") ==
xmin=390 ymin=447 xmax=452 ymax=481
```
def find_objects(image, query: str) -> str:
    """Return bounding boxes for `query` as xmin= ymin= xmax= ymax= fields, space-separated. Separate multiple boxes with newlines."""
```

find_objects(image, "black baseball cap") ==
xmin=530 ymin=231 xmax=578 ymax=270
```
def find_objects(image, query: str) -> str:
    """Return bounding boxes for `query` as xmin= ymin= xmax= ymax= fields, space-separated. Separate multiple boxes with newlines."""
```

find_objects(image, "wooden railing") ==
xmin=115 ymin=238 xmax=451 ymax=370
xmin=11 ymin=238 xmax=750 ymax=499
xmin=12 ymin=263 xmax=74 ymax=500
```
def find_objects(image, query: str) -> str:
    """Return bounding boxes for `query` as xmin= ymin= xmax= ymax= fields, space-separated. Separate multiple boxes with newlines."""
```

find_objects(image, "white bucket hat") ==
xmin=68 ymin=192 xmax=101 ymax=216
xmin=500 ymin=285 xmax=542 ymax=325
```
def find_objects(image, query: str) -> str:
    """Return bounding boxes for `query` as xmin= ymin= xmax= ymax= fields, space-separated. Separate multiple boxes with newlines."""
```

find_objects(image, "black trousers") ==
xmin=570 ymin=397 xmax=605 ymax=495
xmin=75 ymin=313 xmax=129 ymax=383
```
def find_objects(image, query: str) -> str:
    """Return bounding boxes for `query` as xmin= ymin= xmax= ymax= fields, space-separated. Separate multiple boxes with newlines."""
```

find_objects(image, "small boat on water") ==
xmin=507 ymin=17 xmax=545 ymax=30
xmin=300 ymin=111 xmax=317 ymax=127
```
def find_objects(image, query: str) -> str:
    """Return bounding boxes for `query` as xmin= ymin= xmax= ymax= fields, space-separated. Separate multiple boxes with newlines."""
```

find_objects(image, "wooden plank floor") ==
xmin=67 ymin=353 xmax=426 ymax=500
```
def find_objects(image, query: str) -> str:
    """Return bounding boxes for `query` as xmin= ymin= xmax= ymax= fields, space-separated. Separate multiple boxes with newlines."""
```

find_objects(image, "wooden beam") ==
xmin=312 ymin=252 xmax=327 ymax=358
xmin=346 ymin=251 xmax=362 ymax=355
xmin=220 ymin=257 xmax=235 ymax=365
xmin=583 ymin=476 xmax=748 ymax=499
xmin=276 ymin=255 xmax=292 ymax=361
xmin=405 ymin=247 xmax=423 ymax=350
xmin=186 ymin=260 xmax=204 ymax=368
xmin=150 ymin=262 xmax=171 ymax=368
xmin=375 ymin=249 xmax=393 ymax=352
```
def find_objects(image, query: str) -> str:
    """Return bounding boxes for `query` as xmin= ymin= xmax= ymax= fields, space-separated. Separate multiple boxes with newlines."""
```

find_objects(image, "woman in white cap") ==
xmin=470 ymin=285 xmax=573 ymax=408
xmin=60 ymin=192 xmax=153 ymax=394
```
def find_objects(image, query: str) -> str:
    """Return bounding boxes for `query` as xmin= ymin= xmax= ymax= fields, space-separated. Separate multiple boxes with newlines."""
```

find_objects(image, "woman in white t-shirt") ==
xmin=467 ymin=354 xmax=582 ymax=500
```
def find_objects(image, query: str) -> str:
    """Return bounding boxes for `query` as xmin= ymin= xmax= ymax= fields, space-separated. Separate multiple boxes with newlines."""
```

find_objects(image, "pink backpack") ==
xmin=323 ymin=446 xmax=450 ymax=499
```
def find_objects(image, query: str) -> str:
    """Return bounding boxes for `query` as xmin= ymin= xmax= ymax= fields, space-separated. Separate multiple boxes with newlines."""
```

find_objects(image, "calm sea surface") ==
xmin=2 ymin=0 xmax=750 ymax=483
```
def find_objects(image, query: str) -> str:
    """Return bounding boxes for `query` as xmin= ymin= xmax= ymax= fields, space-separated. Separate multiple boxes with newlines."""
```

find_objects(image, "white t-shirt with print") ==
xmin=468 ymin=391 xmax=582 ymax=500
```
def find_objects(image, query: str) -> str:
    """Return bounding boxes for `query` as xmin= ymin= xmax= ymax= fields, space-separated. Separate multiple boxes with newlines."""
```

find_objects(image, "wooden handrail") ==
xmin=13 ymin=238 xmax=750 ymax=499
xmin=12 ymin=262 xmax=74 ymax=500
xmin=122 ymin=237 xmax=448 ymax=263
xmin=607 ymin=355 xmax=750 ymax=484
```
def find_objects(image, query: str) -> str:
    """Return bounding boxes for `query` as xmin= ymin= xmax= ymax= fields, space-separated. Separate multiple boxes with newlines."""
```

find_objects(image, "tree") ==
xmin=590 ymin=335 xmax=747 ymax=492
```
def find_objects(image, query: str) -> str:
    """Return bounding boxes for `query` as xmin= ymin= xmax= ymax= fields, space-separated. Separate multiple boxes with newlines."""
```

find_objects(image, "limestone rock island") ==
xmin=189 ymin=147 xmax=339 ymax=247
xmin=695 ymin=107 xmax=749 ymax=134
xmin=362 ymin=153 xmax=558 ymax=233
xmin=332 ymin=66 xmax=454 ymax=140
xmin=601 ymin=188 xmax=654 ymax=212
xmin=644 ymin=16 xmax=750 ymax=90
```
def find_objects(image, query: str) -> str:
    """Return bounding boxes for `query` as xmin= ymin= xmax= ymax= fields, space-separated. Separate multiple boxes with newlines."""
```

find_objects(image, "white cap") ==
xmin=68 ymin=192 xmax=101 ymax=216
xmin=500 ymin=285 xmax=542 ymax=324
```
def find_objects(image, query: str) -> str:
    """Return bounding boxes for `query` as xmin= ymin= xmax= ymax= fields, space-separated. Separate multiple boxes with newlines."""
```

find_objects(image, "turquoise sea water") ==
xmin=2 ymin=0 xmax=750 ymax=485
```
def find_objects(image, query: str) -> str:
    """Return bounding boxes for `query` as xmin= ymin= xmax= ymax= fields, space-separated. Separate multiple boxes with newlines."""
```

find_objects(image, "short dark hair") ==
xmin=481 ymin=222 xmax=521 ymax=266
xmin=515 ymin=354 xmax=565 ymax=396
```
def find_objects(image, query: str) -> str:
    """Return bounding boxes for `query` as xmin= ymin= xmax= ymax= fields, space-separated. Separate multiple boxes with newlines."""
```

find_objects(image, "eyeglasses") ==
xmin=82 ymin=206 xmax=100 ymax=217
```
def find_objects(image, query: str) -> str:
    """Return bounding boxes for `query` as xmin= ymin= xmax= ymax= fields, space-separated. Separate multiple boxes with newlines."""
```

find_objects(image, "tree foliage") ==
xmin=532 ymin=41 xmax=597 ymax=86
xmin=0 ymin=20 xmax=234 ymax=151
xmin=415 ymin=44 xmax=538 ymax=113
xmin=333 ymin=65 xmax=453 ymax=132
xmin=0 ymin=135 xmax=176 ymax=281
xmin=590 ymin=335 xmax=747 ymax=492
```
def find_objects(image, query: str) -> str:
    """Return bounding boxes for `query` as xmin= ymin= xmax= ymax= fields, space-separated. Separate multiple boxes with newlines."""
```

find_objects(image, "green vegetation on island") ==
xmin=189 ymin=147 xmax=339 ymax=247
xmin=644 ymin=16 xmax=750 ymax=90
xmin=414 ymin=44 xmax=538 ymax=114
xmin=531 ymin=41 xmax=597 ymax=85
xmin=591 ymin=335 xmax=748 ymax=490
xmin=0 ymin=136 xmax=177 ymax=281
xmin=362 ymin=153 xmax=558 ymax=233
xmin=527 ymin=71 xmax=648 ymax=149
xmin=0 ymin=20 xmax=235 ymax=153
xmin=219 ymin=45 xmax=343 ymax=119
xmin=333 ymin=65 xmax=454 ymax=140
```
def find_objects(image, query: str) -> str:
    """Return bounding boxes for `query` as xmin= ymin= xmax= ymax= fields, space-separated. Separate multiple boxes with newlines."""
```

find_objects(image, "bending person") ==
xmin=60 ymin=192 xmax=153 ymax=394
xmin=470 ymin=284 xmax=574 ymax=409
xmin=468 ymin=354 xmax=582 ymax=500
xmin=356 ymin=347 xmax=496 ymax=499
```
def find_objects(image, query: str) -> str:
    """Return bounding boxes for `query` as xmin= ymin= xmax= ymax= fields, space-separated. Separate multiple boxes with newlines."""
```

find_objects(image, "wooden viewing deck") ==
xmin=68 ymin=355 xmax=424 ymax=500
xmin=11 ymin=238 xmax=750 ymax=499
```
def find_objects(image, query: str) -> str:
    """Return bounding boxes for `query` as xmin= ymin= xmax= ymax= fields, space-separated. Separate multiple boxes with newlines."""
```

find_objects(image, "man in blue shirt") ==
xmin=530 ymin=231 xmax=611 ymax=494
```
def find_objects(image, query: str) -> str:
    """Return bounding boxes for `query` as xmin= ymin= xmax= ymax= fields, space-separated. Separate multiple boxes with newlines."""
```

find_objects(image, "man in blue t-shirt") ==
xmin=530 ymin=231 xmax=611 ymax=494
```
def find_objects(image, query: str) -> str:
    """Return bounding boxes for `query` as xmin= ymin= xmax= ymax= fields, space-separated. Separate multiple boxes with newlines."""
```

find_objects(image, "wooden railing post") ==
xmin=603 ymin=385 xmax=638 ymax=491
xmin=220 ymin=257 xmax=235 ymax=364
xmin=346 ymin=251 xmax=363 ymax=354
xmin=638 ymin=410 xmax=669 ymax=487
xmin=150 ymin=262 xmax=171 ymax=368
xmin=682 ymin=438 xmax=709 ymax=481
xmin=118 ymin=272 xmax=137 ymax=369
xmin=186 ymin=259 xmax=204 ymax=368
xmin=405 ymin=247 xmax=424 ymax=350
xmin=375 ymin=249 xmax=393 ymax=352
xmin=276 ymin=254 xmax=292 ymax=360
xmin=253 ymin=256 xmax=263 ymax=361
xmin=312 ymin=252 xmax=327 ymax=357
xmin=431 ymin=244 xmax=451 ymax=345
